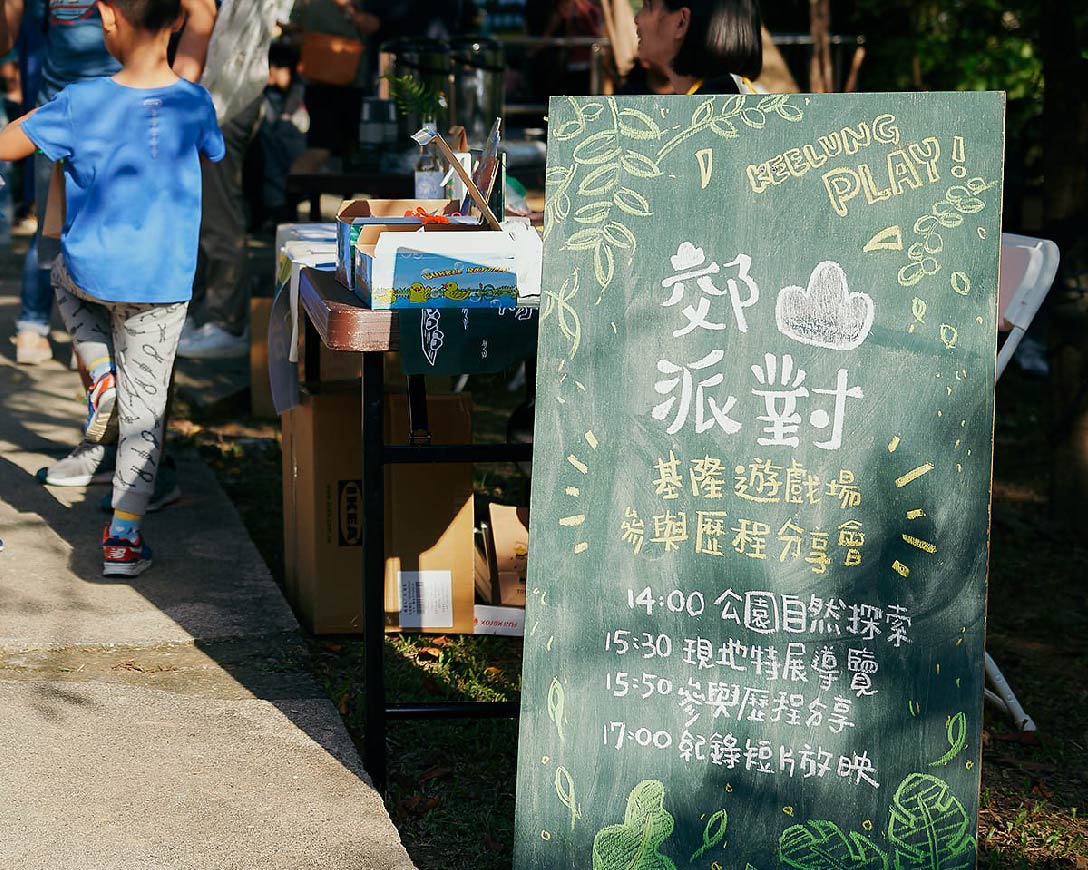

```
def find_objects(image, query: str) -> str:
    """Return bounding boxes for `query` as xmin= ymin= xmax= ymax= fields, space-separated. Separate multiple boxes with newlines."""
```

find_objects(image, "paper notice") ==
xmin=397 ymin=570 xmax=454 ymax=629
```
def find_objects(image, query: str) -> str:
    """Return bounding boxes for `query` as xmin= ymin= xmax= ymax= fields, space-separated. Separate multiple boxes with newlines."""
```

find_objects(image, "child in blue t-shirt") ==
xmin=0 ymin=0 xmax=225 ymax=576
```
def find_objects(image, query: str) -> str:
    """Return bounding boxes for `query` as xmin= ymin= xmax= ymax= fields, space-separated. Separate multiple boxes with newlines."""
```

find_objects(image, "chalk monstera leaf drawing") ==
xmin=779 ymin=819 xmax=888 ymax=870
xmin=887 ymin=774 xmax=976 ymax=870
xmin=592 ymin=779 xmax=677 ymax=870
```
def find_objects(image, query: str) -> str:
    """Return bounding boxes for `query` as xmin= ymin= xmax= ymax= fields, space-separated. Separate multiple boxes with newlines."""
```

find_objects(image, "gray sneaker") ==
xmin=37 ymin=442 xmax=116 ymax=487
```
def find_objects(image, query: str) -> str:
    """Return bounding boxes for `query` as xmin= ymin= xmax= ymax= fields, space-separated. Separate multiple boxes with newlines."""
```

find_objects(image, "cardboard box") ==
xmin=250 ymin=296 xmax=275 ymax=418
xmin=361 ymin=230 xmax=522 ymax=310
xmin=472 ymin=604 xmax=526 ymax=636
xmin=487 ymin=503 xmax=529 ymax=606
xmin=281 ymin=387 xmax=475 ymax=634
xmin=474 ymin=525 xmax=493 ymax=604
xmin=334 ymin=198 xmax=455 ymax=291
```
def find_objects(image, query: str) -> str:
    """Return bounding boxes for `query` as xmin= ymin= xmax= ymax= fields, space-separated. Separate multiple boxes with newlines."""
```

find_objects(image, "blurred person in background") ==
xmin=633 ymin=0 xmax=761 ymax=95
xmin=256 ymin=39 xmax=308 ymax=228
xmin=178 ymin=0 xmax=294 ymax=360
xmin=289 ymin=0 xmax=379 ymax=166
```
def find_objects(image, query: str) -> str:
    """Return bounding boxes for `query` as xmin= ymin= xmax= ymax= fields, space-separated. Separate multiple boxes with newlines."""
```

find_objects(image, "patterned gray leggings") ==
xmin=53 ymin=259 xmax=188 ymax=516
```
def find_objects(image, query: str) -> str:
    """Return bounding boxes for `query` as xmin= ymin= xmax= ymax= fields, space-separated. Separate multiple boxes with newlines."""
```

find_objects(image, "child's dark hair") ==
xmin=667 ymin=0 xmax=763 ymax=81
xmin=106 ymin=0 xmax=182 ymax=30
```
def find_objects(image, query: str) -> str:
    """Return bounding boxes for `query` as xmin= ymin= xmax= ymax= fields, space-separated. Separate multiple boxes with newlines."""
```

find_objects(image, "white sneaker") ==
xmin=177 ymin=323 xmax=249 ymax=360
xmin=179 ymin=316 xmax=199 ymax=342
xmin=37 ymin=441 xmax=116 ymax=486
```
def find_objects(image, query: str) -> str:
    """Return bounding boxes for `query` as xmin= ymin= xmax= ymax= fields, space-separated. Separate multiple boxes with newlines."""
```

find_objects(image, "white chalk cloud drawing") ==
xmin=775 ymin=261 xmax=875 ymax=351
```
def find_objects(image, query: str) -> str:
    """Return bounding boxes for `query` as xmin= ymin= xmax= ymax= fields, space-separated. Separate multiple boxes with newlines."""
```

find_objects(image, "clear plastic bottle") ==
xmin=414 ymin=121 xmax=445 ymax=200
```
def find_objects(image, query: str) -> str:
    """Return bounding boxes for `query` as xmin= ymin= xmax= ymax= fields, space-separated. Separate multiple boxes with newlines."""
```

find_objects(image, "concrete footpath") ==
xmin=0 ymin=268 xmax=415 ymax=868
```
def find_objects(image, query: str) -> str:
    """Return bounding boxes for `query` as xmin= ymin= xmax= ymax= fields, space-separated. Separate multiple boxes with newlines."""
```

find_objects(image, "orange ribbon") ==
xmin=405 ymin=207 xmax=450 ymax=224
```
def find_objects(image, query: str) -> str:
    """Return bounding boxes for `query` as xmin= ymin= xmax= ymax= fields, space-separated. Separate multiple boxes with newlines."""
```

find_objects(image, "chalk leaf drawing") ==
xmin=887 ymin=773 xmax=976 ymax=870
xmin=776 ymin=261 xmax=875 ymax=351
xmin=592 ymin=779 xmax=677 ymax=870
xmin=779 ymin=819 xmax=888 ymax=870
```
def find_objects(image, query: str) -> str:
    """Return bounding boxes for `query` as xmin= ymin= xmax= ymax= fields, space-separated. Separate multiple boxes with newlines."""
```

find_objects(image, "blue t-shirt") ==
xmin=32 ymin=0 xmax=121 ymax=101
xmin=22 ymin=77 xmax=226 ymax=303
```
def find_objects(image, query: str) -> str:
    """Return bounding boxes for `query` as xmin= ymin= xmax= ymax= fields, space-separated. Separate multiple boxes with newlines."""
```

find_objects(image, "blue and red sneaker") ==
xmin=102 ymin=527 xmax=153 ymax=577
xmin=85 ymin=371 xmax=117 ymax=444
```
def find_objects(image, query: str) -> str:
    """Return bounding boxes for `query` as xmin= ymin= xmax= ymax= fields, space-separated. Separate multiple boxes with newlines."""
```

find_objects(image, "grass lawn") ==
xmin=177 ymin=363 xmax=1088 ymax=870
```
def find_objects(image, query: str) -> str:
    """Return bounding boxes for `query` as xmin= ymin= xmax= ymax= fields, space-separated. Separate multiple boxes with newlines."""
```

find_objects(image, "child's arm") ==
xmin=173 ymin=0 xmax=217 ymax=83
xmin=0 ymin=112 xmax=38 ymax=162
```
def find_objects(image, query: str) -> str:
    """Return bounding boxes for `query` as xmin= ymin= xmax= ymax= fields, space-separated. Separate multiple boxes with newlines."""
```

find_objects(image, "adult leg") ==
xmin=15 ymin=154 xmax=56 ymax=363
xmin=179 ymin=97 xmax=261 ymax=358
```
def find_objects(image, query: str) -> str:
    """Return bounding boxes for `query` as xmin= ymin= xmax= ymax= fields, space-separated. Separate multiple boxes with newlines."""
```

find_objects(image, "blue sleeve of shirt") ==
xmin=21 ymin=89 xmax=74 ymax=162
xmin=200 ymin=92 xmax=226 ymax=162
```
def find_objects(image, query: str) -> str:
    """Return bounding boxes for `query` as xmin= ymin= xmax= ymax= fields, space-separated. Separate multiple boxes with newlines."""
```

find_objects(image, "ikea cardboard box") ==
xmin=383 ymin=392 xmax=476 ymax=633
xmin=334 ymin=198 xmax=455 ymax=291
xmin=281 ymin=387 xmax=475 ymax=634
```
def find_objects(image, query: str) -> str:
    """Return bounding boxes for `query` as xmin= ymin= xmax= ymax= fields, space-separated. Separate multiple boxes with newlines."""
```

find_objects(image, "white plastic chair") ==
xmin=984 ymin=233 xmax=1061 ymax=733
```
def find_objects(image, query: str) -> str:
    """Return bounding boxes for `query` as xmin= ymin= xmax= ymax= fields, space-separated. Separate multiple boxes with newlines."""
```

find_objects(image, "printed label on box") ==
xmin=398 ymin=570 xmax=454 ymax=628
xmin=337 ymin=480 xmax=363 ymax=546
xmin=384 ymin=251 xmax=518 ymax=308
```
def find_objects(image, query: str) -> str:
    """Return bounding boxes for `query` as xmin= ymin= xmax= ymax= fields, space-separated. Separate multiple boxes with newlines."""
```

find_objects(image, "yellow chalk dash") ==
xmin=557 ymin=396 xmax=566 ymax=404
xmin=565 ymin=486 xmax=580 ymax=497
xmin=960 ymin=419 xmax=966 ymax=427
xmin=610 ymin=321 xmax=617 ymax=333
xmin=892 ymin=560 xmax=910 ymax=577
xmin=946 ymin=386 xmax=952 ymax=397
xmin=567 ymin=455 xmax=588 ymax=473
xmin=936 ymin=663 xmax=941 ymax=674
xmin=585 ymin=430 xmax=599 ymax=449
xmin=546 ymin=637 xmax=554 ymax=652
xmin=542 ymin=755 xmax=550 ymax=764
xmin=558 ymin=359 xmax=566 ymax=372
xmin=575 ymin=380 xmax=586 ymax=391
xmin=724 ymin=783 xmax=733 ymax=793
xmin=888 ymin=435 xmax=901 ymax=453
xmin=954 ymin=439 xmax=961 ymax=448
xmin=966 ymin=760 xmax=974 ymax=770
xmin=559 ymin=514 xmax=586 ymax=527
xmin=542 ymin=831 xmax=552 ymax=841
xmin=957 ymin=463 xmax=963 ymax=473
xmin=896 ymin=463 xmax=934 ymax=487
xmin=863 ymin=820 xmax=874 ymax=832
xmin=783 ymin=807 xmax=794 ymax=817
xmin=906 ymin=509 xmax=926 ymax=520
xmin=574 ymin=542 xmax=589 ymax=554
xmin=902 ymin=534 xmax=937 ymax=554
xmin=937 ymin=410 xmax=943 ymax=417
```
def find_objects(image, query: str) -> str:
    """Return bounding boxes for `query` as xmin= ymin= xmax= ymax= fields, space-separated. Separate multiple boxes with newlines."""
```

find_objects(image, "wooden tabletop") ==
xmin=299 ymin=267 xmax=399 ymax=352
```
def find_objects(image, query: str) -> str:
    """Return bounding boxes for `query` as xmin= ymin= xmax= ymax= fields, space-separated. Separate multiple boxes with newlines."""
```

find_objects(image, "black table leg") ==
xmin=362 ymin=351 xmax=388 ymax=791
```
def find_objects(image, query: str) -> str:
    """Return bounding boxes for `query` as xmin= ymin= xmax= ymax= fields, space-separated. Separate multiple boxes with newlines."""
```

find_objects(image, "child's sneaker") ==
xmin=38 ymin=441 xmax=116 ymax=486
xmin=102 ymin=527 xmax=153 ymax=577
xmin=85 ymin=372 xmax=118 ymax=444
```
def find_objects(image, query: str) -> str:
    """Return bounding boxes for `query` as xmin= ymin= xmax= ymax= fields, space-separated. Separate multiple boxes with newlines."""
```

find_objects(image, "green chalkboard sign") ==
xmin=515 ymin=92 xmax=1004 ymax=870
